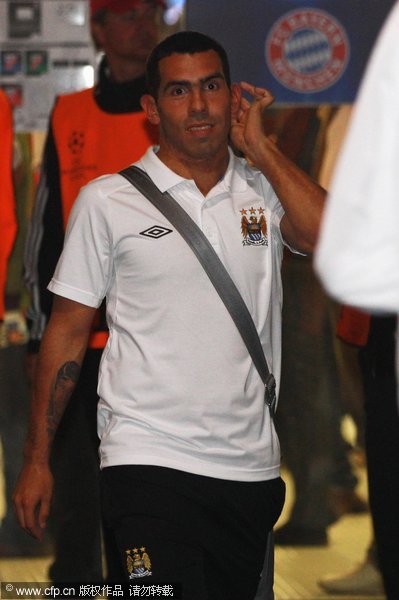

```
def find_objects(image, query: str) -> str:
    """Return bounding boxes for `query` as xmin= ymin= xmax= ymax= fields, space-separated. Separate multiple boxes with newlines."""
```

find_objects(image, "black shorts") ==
xmin=101 ymin=465 xmax=285 ymax=600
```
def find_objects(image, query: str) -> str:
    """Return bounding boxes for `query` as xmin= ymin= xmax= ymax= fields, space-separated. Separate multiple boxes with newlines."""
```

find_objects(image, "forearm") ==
xmin=254 ymin=137 xmax=326 ymax=253
xmin=23 ymin=299 xmax=94 ymax=466
xmin=24 ymin=338 xmax=82 ymax=465
xmin=15 ymin=296 xmax=96 ymax=538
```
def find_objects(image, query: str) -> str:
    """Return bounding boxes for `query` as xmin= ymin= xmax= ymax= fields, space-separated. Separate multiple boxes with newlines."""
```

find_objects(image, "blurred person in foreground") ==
xmin=316 ymin=3 xmax=399 ymax=598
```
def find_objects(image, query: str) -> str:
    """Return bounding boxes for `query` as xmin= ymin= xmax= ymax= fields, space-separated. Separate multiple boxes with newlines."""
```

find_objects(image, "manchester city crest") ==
xmin=126 ymin=546 xmax=152 ymax=579
xmin=240 ymin=207 xmax=268 ymax=246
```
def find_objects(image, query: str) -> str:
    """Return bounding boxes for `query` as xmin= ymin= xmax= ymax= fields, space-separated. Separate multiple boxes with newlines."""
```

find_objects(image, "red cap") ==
xmin=90 ymin=0 xmax=165 ymax=17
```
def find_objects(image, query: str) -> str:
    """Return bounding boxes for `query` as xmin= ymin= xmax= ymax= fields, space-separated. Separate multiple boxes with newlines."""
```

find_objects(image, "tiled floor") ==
xmin=0 ymin=467 xmax=384 ymax=599
xmin=274 ymin=468 xmax=381 ymax=600
xmin=274 ymin=513 xmax=377 ymax=599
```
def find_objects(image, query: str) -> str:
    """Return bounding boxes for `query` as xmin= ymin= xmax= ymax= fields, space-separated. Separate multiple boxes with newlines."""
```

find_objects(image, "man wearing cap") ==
xmin=23 ymin=0 xmax=162 ymax=583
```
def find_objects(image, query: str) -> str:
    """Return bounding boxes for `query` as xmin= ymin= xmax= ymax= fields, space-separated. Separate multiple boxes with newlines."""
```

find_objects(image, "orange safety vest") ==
xmin=52 ymin=88 xmax=158 ymax=347
xmin=52 ymin=88 xmax=158 ymax=227
xmin=0 ymin=90 xmax=17 ymax=320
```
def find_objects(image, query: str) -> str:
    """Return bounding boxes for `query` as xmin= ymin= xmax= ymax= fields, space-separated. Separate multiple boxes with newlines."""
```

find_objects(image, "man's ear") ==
xmin=230 ymin=83 xmax=241 ymax=120
xmin=141 ymin=94 xmax=160 ymax=125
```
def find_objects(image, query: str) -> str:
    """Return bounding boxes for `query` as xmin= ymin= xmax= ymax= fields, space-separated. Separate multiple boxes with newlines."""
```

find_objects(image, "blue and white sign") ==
xmin=186 ymin=0 xmax=395 ymax=103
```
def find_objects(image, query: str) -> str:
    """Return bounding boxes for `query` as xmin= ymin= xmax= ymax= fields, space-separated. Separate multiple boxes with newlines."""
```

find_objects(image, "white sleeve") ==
xmin=315 ymin=2 xmax=399 ymax=313
xmin=48 ymin=180 xmax=113 ymax=307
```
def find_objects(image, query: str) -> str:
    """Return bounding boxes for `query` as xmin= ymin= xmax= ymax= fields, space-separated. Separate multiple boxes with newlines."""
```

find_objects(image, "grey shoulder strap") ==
xmin=119 ymin=165 xmax=276 ymax=415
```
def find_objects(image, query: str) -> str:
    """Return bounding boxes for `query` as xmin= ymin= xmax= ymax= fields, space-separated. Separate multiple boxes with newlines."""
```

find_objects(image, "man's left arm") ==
xmin=230 ymin=82 xmax=325 ymax=254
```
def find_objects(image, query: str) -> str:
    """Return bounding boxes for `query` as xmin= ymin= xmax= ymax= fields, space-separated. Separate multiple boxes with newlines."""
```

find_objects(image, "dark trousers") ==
xmin=359 ymin=316 xmax=399 ymax=600
xmin=101 ymin=465 xmax=285 ymax=600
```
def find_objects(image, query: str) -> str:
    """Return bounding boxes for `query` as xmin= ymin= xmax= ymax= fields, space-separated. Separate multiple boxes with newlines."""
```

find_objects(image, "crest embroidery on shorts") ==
xmin=126 ymin=546 xmax=152 ymax=579
xmin=240 ymin=207 xmax=268 ymax=246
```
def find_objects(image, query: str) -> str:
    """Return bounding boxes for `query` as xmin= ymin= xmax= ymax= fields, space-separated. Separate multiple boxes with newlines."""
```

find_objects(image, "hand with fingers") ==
xmin=13 ymin=463 xmax=53 ymax=541
xmin=230 ymin=82 xmax=275 ymax=165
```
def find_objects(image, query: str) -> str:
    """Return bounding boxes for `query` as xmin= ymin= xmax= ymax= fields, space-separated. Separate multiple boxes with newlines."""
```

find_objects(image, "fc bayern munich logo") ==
xmin=266 ymin=8 xmax=350 ymax=93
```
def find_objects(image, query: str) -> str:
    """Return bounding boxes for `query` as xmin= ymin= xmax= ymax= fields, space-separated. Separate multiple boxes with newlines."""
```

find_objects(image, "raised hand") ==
xmin=230 ymin=82 xmax=275 ymax=165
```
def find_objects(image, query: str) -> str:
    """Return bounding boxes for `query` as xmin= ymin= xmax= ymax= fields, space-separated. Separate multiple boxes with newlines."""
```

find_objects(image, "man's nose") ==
xmin=189 ymin=88 xmax=207 ymax=113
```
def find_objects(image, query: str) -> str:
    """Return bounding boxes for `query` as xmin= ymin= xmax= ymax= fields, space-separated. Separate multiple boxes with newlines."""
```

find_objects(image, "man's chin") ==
xmin=186 ymin=148 xmax=219 ymax=162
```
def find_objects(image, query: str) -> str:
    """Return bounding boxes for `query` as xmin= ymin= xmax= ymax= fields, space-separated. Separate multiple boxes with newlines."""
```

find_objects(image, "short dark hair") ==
xmin=146 ymin=30 xmax=231 ymax=99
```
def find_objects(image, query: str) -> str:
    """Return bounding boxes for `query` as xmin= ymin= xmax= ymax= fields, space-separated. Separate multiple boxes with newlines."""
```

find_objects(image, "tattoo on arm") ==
xmin=56 ymin=361 xmax=80 ymax=385
xmin=46 ymin=361 xmax=81 ymax=442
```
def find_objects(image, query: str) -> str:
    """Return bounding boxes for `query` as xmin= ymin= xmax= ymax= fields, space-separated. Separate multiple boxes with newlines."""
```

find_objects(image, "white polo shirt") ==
xmin=49 ymin=146 xmax=288 ymax=482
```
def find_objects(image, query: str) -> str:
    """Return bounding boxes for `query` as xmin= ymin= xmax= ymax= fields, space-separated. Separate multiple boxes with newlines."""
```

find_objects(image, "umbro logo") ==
xmin=140 ymin=226 xmax=173 ymax=239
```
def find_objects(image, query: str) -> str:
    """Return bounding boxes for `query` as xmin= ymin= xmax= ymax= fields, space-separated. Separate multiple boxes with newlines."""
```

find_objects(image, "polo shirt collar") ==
xmin=139 ymin=146 xmax=248 ymax=194
xmin=139 ymin=146 xmax=186 ymax=192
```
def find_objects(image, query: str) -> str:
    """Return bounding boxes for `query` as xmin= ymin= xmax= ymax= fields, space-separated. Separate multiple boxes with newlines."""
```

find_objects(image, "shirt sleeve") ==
xmin=48 ymin=180 xmax=113 ymax=308
xmin=315 ymin=3 xmax=399 ymax=313
xmin=24 ymin=103 xmax=64 ymax=350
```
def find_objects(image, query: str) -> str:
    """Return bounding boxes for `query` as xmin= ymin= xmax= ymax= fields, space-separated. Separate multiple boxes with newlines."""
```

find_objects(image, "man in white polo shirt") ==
xmin=14 ymin=32 xmax=325 ymax=599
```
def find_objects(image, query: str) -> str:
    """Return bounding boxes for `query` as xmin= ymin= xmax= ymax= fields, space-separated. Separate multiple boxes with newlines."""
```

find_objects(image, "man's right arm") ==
xmin=13 ymin=295 xmax=96 ymax=540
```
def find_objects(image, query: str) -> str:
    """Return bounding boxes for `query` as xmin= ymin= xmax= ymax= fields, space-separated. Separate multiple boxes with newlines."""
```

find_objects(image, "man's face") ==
xmin=146 ymin=50 xmax=236 ymax=164
xmin=94 ymin=1 xmax=158 ymax=63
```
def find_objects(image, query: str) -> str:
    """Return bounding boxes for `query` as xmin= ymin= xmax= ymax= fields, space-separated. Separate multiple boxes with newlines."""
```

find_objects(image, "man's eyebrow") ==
xmin=200 ymin=72 xmax=225 ymax=85
xmin=162 ymin=71 xmax=226 ymax=93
